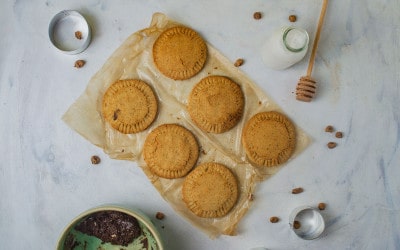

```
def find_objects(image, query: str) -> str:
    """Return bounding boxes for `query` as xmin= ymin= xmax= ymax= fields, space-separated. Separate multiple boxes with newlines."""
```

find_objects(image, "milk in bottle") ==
xmin=261 ymin=26 xmax=309 ymax=70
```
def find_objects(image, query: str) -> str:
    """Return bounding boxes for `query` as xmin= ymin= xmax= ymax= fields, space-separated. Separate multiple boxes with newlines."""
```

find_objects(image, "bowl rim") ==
xmin=56 ymin=204 xmax=164 ymax=250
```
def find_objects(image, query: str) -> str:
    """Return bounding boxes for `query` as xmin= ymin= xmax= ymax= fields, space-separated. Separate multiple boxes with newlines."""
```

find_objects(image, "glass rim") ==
xmin=283 ymin=27 xmax=309 ymax=53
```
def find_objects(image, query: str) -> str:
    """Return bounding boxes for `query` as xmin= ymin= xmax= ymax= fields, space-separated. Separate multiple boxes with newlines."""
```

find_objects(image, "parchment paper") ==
xmin=62 ymin=12 xmax=310 ymax=237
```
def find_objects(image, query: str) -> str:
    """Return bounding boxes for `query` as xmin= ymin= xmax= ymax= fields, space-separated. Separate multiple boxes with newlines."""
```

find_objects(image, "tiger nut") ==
xmin=292 ymin=187 xmax=304 ymax=194
xmin=293 ymin=220 xmax=301 ymax=229
xmin=318 ymin=202 xmax=326 ymax=210
xmin=234 ymin=58 xmax=244 ymax=67
xmin=75 ymin=31 xmax=83 ymax=40
xmin=91 ymin=155 xmax=101 ymax=164
xmin=325 ymin=125 xmax=334 ymax=133
xmin=289 ymin=15 xmax=297 ymax=22
xmin=155 ymin=212 xmax=165 ymax=220
xmin=327 ymin=142 xmax=337 ymax=149
xmin=74 ymin=60 xmax=85 ymax=68
xmin=269 ymin=216 xmax=279 ymax=223
xmin=335 ymin=131 xmax=343 ymax=138
xmin=253 ymin=12 xmax=262 ymax=20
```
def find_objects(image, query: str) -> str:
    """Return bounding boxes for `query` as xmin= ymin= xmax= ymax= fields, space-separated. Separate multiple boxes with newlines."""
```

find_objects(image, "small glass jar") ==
xmin=261 ymin=26 xmax=309 ymax=70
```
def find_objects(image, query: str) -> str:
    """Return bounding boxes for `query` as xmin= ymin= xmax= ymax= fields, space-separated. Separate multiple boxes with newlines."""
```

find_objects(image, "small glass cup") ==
xmin=261 ymin=26 xmax=309 ymax=70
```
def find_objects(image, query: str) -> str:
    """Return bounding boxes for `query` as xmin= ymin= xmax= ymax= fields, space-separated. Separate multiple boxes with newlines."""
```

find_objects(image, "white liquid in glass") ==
xmin=261 ymin=26 xmax=309 ymax=70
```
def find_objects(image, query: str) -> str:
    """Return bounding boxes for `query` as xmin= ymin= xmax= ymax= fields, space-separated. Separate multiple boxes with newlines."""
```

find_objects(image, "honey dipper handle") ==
xmin=307 ymin=0 xmax=329 ymax=76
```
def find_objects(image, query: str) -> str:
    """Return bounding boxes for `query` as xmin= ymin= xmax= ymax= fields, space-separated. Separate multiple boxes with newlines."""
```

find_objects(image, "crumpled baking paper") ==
xmin=63 ymin=12 xmax=310 ymax=238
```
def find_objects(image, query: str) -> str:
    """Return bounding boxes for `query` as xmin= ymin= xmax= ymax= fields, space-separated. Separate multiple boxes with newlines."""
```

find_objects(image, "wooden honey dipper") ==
xmin=296 ymin=0 xmax=329 ymax=102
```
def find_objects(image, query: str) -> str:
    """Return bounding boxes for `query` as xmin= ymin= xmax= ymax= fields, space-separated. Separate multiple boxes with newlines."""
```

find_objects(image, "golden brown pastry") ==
xmin=242 ymin=111 xmax=296 ymax=167
xmin=143 ymin=124 xmax=199 ymax=179
xmin=102 ymin=79 xmax=158 ymax=134
xmin=188 ymin=75 xmax=244 ymax=133
xmin=182 ymin=162 xmax=238 ymax=218
xmin=153 ymin=26 xmax=207 ymax=80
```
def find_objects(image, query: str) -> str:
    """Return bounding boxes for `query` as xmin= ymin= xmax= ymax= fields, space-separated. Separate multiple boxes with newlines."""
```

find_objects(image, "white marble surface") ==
xmin=1 ymin=0 xmax=399 ymax=249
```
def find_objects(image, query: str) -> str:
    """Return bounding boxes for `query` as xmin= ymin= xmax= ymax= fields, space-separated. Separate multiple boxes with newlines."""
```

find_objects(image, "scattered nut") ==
xmin=293 ymin=220 xmax=301 ymax=229
xmin=325 ymin=125 xmax=334 ymax=133
xmin=234 ymin=58 xmax=244 ymax=67
xmin=74 ymin=60 xmax=85 ymax=68
xmin=335 ymin=131 xmax=343 ymax=138
xmin=289 ymin=15 xmax=297 ymax=22
xmin=91 ymin=155 xmax=101 ymax=164
xmin=253 ymin=12 xmax=262 ymax=20
xmin=155 ymin=212 xmax=165 ymax=220
xmin=327 ymin=142 xmax=337 ymax=149
xmin=318 ymin=202 xmax=326 ymax=210
xmin=269 ymin=216 xmax=279 ymax=223
xmin=292 ymin=187 xmax=304 ymax=194
xmin=75 ymin=31 xmax=83 ymax=40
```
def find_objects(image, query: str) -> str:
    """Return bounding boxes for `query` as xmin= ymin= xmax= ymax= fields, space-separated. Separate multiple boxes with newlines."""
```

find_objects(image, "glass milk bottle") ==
xmin=261 ymin=26 xmax=309 ymax=70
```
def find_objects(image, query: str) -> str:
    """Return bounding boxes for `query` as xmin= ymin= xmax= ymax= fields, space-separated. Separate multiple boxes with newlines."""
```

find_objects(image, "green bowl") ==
xmin=57 ymin=205 xmax=164 ymax=250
